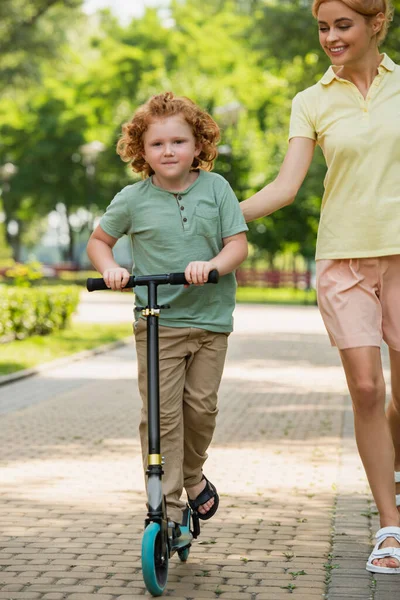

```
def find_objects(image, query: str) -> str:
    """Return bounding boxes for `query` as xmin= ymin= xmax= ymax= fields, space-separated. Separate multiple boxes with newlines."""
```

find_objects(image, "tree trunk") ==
xmin=64 ymin=207 xmax=75 ymax=263
xmin=4 ymin=217 xmax=22 ymax=262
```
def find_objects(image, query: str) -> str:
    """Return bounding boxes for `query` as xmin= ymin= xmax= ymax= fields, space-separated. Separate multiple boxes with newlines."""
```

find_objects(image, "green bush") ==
xmin=4 ymin=260 xmax=44 ymax=286
xmin=0 ymin=285 xmax=80 ymax=341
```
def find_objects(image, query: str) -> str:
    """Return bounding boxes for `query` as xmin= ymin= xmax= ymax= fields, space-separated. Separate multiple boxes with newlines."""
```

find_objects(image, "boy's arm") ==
xmin=87 ymin=225 xmax=130 ymax=290
xmin=185 ymin=231 xmax=248 ymax=285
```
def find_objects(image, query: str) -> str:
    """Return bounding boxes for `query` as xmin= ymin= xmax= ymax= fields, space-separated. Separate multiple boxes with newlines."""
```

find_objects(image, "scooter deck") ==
xmin=169 ymin=507 xmax=194 ymax=552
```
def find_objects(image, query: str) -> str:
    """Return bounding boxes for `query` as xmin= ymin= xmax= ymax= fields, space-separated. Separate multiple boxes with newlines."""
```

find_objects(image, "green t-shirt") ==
xmin=99 ymin=170 xmax=248 ymax=332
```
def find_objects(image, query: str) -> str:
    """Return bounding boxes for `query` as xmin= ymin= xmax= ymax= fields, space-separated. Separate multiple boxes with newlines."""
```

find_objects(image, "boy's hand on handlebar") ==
xmin=103 ymin=267 xmax=131 ymax=291
xmin=184 ymin=261 xmax=217 ymax=286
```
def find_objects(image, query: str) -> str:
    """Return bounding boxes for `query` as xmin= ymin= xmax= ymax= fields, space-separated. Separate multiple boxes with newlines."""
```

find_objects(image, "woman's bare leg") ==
xmin=386 ymin=348 xmax=400 ymax=513
xmin=340 ymin=346 xmax=400 ymax=569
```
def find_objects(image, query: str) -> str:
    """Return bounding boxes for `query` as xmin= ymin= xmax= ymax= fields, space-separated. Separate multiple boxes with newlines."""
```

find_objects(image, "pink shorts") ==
xmin=316 ymin=256 xmax=400 ymax=351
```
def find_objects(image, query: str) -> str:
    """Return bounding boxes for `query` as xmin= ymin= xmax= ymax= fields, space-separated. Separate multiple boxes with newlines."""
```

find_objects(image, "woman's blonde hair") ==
xmin=117 ymin=92 xmax=220 ymax=177
xmin=311 ymin=0 xmax=394 ymax=44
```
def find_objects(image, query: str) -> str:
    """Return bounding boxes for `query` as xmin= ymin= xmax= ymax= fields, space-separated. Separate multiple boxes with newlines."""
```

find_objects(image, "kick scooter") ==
xmin=87 ymin=270 xmax=219 ymax=596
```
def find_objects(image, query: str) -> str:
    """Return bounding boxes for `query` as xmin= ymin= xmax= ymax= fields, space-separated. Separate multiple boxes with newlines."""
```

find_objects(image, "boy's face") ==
xmin=142 ymin=114 xmax=201 ymax=183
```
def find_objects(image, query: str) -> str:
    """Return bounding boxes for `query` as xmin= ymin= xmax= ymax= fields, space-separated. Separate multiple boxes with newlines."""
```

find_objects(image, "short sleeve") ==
xmin=99 ymin=189 xmax=133 ymax=239
xmin=289 ymin=92 xmax=317 ymax=141
xmin=217 ymin=180 xmax=248 ymax=239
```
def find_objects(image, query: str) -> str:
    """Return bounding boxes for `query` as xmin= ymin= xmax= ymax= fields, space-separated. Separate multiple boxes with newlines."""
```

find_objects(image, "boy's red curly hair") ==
xmin=117 ymin=92 xmax=221 ymax=177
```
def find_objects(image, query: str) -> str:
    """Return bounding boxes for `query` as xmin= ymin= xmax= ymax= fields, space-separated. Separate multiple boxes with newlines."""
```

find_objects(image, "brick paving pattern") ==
xmin=0 ymin=299 xmax=398 ymax=599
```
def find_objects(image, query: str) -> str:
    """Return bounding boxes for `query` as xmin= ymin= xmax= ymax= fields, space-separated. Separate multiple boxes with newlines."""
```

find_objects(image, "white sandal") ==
xmin=395 ymin=472 xmax=400 ymax=507
xmin=366 ymin=526 xmax=400 ymax=573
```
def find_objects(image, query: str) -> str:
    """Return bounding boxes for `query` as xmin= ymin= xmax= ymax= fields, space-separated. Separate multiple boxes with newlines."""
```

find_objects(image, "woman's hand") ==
xmin=103 ymin=267 xmax=131 ymax=291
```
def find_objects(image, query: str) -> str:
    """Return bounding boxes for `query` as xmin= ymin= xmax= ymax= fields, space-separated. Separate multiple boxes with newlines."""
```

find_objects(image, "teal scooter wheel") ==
xmin=141 ymin=522 xmax=169 ymax=596
xmin=177 ymin=546 xmax=190 ymax=562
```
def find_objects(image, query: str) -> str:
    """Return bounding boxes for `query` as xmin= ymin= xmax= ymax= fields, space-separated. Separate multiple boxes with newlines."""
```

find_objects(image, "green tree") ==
xmin=0 ymin=0 xmax=82 ymax=86
xmin=2 ymin=0 xmax=398 ymax=265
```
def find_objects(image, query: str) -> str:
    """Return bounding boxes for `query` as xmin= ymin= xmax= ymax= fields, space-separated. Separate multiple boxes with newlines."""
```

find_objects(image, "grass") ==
xmin=0 ymin=322 xmax=132 ymax=376
xmin=236 ymin=286 xmax=317 ymax=305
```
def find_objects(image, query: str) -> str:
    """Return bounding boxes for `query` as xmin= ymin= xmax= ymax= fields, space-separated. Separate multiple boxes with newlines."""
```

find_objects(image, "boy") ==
xmin=87 ymin=92 xmax=248 ymax=529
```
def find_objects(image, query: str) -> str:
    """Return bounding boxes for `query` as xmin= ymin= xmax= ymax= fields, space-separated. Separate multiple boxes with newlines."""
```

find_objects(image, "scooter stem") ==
xmin=147 ymin=282 xmax=161 ymax=459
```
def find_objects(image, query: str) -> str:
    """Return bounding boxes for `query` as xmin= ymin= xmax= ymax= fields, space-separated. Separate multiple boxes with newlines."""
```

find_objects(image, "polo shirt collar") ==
xmin=320 ymin=67 xmax=336 ymax=86
xmin=320 ymin=53 xmax=395 ymax=86
xmin=379 ymin=53 xmax=395 ymax=72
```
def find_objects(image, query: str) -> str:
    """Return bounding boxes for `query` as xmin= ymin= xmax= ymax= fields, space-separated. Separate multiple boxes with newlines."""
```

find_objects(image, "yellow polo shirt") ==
xmin=289 ymin=54 xmax=400 ymax=260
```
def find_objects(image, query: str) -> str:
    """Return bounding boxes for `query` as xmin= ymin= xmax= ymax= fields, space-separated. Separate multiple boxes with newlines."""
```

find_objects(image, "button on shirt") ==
xmin=99 ymin=170 xmax=248 ymax=332
xmin=289 ymin=53 xmax=400 ymax=260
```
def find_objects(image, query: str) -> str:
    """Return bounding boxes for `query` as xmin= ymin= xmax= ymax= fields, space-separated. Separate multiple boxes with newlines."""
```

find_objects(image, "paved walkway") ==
xmin=0 ymin=295 xmax=398 ymax=599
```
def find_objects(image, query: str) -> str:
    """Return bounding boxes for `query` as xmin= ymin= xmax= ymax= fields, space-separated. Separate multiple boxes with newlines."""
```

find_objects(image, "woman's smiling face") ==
xmin=317 ymin=1 xmax=383 ymax=66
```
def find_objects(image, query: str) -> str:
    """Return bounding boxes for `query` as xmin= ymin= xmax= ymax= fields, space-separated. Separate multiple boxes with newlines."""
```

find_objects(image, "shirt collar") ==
xmin=379 ymin=53 xmax=395 ymax=73
xmin=320 ymin=53 xmax=395 ymax=86
xmin=320 ymin=67 xmax=336 ymax=86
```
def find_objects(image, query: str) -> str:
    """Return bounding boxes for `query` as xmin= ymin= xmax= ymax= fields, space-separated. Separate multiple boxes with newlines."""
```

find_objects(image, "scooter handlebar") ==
xmin=86 ymin=269 xmax=219 ymax=292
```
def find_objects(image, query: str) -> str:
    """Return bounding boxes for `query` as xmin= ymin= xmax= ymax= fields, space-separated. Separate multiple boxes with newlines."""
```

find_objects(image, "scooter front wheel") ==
xmin=141 ymin=522 xmax=169 ymax=596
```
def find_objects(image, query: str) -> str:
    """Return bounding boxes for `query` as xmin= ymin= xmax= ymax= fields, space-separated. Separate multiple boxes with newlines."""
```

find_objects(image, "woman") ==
xmin=241 ymin=0 xmax=400 ymax=573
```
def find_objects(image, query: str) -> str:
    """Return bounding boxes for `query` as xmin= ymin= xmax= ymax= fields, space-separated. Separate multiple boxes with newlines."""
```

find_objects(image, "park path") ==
xmin=0 ymin=293 xmax=398 ymax=599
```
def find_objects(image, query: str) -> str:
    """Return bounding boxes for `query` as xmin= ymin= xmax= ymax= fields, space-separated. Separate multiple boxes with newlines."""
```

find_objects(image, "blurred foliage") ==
xmin=0 ymin=0 xmax=399 ymax=266
xmin=0 ymin=285 xmax=79 ymax=341
xmin=4 ymin=260 xmax=44 ymax=287
xmin=0 ymin=0 xmax=82 ymax=85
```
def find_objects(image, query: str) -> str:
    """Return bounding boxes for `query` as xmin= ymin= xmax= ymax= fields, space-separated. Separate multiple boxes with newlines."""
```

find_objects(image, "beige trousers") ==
xmin=134 ymin=319 xmax=228 ymax=522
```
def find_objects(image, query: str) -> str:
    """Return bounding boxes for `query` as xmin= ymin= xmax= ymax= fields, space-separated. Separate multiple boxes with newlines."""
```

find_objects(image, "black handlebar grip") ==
xmin=86 ymin=278 xmax=109 ymax=292
xmin=168 ymin=272 xmax=188 ymax=285
xmin=207 ymin=269 xmax=219 ymax=284
xmin=86 ymin=276 xmax=135 ymax=292
xmin=169 ymin=269 xmax=219 ymax=286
